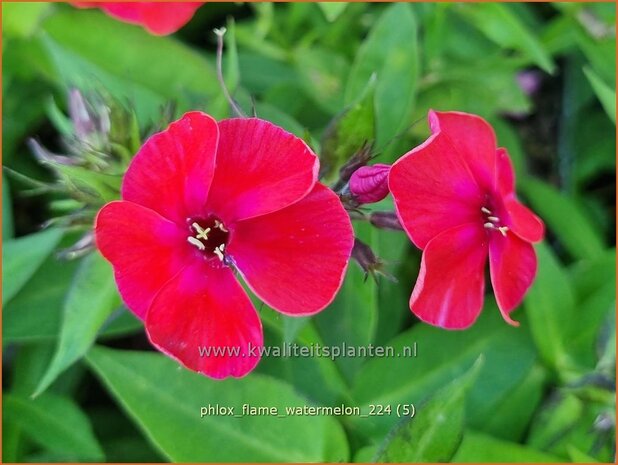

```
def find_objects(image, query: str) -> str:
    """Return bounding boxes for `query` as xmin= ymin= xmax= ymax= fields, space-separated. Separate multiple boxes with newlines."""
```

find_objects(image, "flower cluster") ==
xmin=93 ymin=108 xmax=543 ymax=378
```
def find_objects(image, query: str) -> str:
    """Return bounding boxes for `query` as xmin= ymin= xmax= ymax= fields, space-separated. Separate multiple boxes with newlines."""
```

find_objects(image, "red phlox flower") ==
xmin=95 ymin=112 xmax=354 ymax=378
xmin=72 ymin=2 xmax=204 ymax=35
xmin=389 ymin=110 xmax=544 ymax=329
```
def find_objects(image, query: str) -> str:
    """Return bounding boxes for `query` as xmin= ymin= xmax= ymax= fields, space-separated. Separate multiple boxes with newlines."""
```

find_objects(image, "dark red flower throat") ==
xmin=481 ymin=194 xmax=509 ymax=238
xmin=186 ymin=214 xmax=230 ymax=261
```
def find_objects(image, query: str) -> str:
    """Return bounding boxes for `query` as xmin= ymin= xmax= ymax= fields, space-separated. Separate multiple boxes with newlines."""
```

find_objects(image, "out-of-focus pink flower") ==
xmin=73 ymin=2 xmax=204 ymax=35
xmin=389 ymin=110 xmax=544 ymax=329
xmin=95 ymin=112 xmax=353 ymax=378
xmin=349 ymin=163 xmax=391 ymax=204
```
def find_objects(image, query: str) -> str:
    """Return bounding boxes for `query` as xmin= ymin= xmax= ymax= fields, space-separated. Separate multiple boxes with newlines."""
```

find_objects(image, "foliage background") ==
xmin=2 ymin=2 xmax=616 ymax=462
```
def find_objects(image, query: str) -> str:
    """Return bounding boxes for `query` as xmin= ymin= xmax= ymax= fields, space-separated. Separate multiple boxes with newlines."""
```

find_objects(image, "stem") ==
xmin=214 ymin=27 xmax=246 ymax=118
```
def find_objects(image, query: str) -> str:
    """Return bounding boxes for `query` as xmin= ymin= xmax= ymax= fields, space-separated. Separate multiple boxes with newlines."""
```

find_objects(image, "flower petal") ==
xmin=82 ymin=2 xmax=202 ymax=35
xmin=145 ymin=262 xmax=262 ymax=379
xmin=97 ymin=3 xmax=142 ymax=23
xmin=489 ymin=233 xmax=538 ymax=325
xmin=229 ymin=183 xmax=353 ymax=316
xmin=409 ymin=223 xmax=488 ymax=329
xmin=503 ymin=196 xmax=545 ymax=243
xmin=389 ymin=129 xmax=483 ymax=249
xmin=496 ymin=147 xmax=515 ymax=195
xmin=206 ymin=118 xmax=319 ymax=223
xmin=429 ymin=110 xmax=497 ymax=191
xmin=135 ymin=3 xmax=203 ymax=35
xmin=122 ymin=111 xmax=218 ymax=225
xmin=95 ymin=201 xmax=190 ymax=319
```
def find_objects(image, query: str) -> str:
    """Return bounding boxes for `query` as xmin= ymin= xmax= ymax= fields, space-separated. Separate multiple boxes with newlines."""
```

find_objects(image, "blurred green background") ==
xmin=2 ymin=2 xmax=616 ymax=462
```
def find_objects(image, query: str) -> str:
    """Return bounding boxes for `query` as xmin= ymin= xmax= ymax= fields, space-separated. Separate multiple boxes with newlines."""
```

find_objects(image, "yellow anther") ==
xmin=191 ymin=222 xmax=211 ymax=240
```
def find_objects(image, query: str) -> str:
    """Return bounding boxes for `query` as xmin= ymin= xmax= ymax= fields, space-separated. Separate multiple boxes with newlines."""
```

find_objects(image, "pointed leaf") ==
xmin=374 ymin=358 xmax=483 ymax=462
xmin=86 ymin=346 xmax=349 ymax=462
xmin=34 ymin=253 xmax=119 ymax=396
xmin=2 ymin=228 xmax=63 ymax=305
xmin=3 ymin=393 xmax=104 ymax=461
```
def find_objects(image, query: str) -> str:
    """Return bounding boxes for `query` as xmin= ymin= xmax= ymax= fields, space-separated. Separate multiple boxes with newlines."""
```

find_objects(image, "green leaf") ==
xmin=294 ymin=47 xmax=349 ymax=114
xmin=567 ymin=445 xmax=601 ymax=463
xmin=524 ymin=243 xmax=579 ymax=376
xmin=416 ymin=66 xmax=530 ymax=119
xmin=345 ymin=3 xmax=419 ymax=156
xmin=40 ymin=33 xmax=165 ymax=126
xmin=350 ymin=310 xmax=537 ymax=440
xmin=34 ymin=253 xmax=119 ymax=397
xmin=2 ymin=2 xmax=49 ymax=38
xmin=527 ymin=393 xmax=584 ymax=450
xmin=568 ymin=250 xmax=616 ymax=365
xmin=2 ymin=228 xmax=63 ymax=305
xmin=41 ymin=8 xmax=219 ymax=104
xmin=456 ymin=3 xmax=555 ymax=73
xmin=258 ymin=307 xmax=351 ymax=407
xmin=452 ymin=430 xmax=562 ymax=462
xmin=318 ymin=2 xmax=348 ymax=22
xmin=374 ymin=358 xmax=483 ymax=462
xmin=373 ymin=225 xmax=414 ymax=346
xmin=575 ymin=24 xmax=616 ymax=84
xmin=470 ymin=364 xmax=546 ymax=441
xmin=315 ymin=222 xmax=378 ymax=383
xmin=521 ymin=178 xmax=605 ymax=260
xmin=320 ymin=75 xmax=375 ymax=180
xmin=584 ymin=66 xmax=616 ymax=124
xmin=51 ymin=163 xmax=122 ymax=203
xmin=3 ymin=393 xmax=104 ymax=461
xmin=3 ymin=254 xmax=78 ymax=343
xmin=3 ymin=253 xmax=134 ymax=343
xmin=86 ymin=346 xmax=349 ymax=462
xmin=2 ymin=174 xmax=14 ymax=240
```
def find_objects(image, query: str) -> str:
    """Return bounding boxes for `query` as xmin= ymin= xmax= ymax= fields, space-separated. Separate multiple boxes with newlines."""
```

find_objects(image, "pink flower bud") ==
xmin=349 ymin=163 xmax=391 ymax=204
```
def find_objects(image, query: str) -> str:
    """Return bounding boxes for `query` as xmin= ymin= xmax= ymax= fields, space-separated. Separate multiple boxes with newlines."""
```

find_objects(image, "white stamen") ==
xmin=214 ymin=220 xmax=228 ymax=232
xmin=481 ymin=207 xmax=492 ymax=215
xmin=187 ymin=236 xmax=206 ymax=250
xmin=192 ymin=222 xmax=211 ymax=240
xmin=498 ymin=226 xmax=509 ymax=237
xmin=484 ymin=222 xmax=495 ymax=229
xmin=488 ymin=216 xmax=500 ymax=223
xmin=213 ymin=245 xmax=225 ymax=261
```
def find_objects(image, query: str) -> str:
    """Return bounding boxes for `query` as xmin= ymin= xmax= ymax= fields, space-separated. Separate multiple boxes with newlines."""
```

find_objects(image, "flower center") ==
xmin=481 ymin=206 xmax=508 ymax=237
xmin=186 ymin=214 xmax=229 ymax=261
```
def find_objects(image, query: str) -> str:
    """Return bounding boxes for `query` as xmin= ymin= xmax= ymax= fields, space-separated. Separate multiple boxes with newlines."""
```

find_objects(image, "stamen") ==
xmin=484 ymin=222 xmax=495 ymax=229
xmin=487 ymin=216 xmax=500 ymax=223
xmin=498 ymin=226 xmax=509 ymax=237
xmin=192 ymin=222 xmax=211 ymax=240
xmin=187 ymin=236 xmax=206 ymax=250
xmin=214 ymin=220 xmax=228 ymax=232
xmin=213 ymin=244 xmax=225 ymax=261
xmin=481 ymin=207 xmax=492 ymax=215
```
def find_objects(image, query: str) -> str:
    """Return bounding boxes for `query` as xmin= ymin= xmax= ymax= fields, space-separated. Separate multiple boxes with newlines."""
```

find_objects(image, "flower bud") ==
xmin=369 ymin=211 xmax=403 ymax=231
xmin=349 ymin=163 xmax=390 ymax=204
xmin=351 ymin=238 xmax=396 ymax=282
